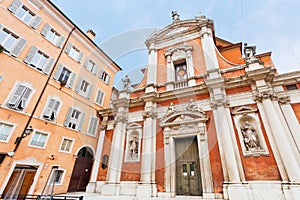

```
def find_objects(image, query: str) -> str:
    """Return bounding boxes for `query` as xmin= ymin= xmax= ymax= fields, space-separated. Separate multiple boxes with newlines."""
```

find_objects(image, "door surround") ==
xmin=161 ymin=110 xmax=214 ymax=198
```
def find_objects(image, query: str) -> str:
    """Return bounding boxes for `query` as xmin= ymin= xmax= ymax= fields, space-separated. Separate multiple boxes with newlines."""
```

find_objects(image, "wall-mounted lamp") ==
xmin=14 ymin=126 xmax=33 ymax=144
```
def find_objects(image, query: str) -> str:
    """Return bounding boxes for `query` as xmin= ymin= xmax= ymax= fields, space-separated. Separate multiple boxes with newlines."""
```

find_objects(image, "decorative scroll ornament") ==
xmin=210 ymin=96 xmax=230 ymax=109
xmin=252 ymin=90 xmax=278 ymax=102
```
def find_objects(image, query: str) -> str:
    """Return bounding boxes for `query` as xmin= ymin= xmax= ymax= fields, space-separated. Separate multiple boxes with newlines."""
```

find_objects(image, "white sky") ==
xmin=51 ymin=0 xmax=300 ymax=87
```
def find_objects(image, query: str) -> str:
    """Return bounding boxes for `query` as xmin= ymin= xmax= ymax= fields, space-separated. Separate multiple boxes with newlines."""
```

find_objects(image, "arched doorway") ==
xmin=68 ymin=147 xmax=94 ymax=192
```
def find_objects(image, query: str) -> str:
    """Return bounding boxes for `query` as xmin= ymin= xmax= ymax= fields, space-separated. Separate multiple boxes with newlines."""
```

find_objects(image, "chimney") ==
xmin=86 ymin=29 xmax=96 ymax=40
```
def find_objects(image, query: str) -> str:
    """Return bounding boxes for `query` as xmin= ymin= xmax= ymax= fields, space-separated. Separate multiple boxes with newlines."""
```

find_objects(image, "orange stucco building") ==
xmin=0 ymin=0 xmax=120 ymax=198
xmin=88 ymin=12 xmax=300 ymax=200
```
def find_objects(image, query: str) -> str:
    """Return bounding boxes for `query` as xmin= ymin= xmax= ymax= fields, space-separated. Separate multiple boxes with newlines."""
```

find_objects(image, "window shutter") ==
xmin=24 ymin=46 xmax=38 ymax=64
xmin=78 ymin=112 xmax=85 ymax=132
xmin=86 ymin=84 xmax=93 ymax=99
xmin=7 ymin=85 xmax=26 ymax=107
xmin=19 ymin=87 xmax=31 ymax=109
xmin=8 ymin=0 xmax=22 ymax=14
xmin=77 ymin=52 xmax=83 ymax=63
xmin=66 ymin=72 xmax=76 ymax=88
xmin=56 ymin=35 xmax=65 ymax=48
xmin=53 ymin=64 xmax=63 ymax=80
xmin=106 ymin=75 xmax=111 ymax=84
xmin=10 ymin=38 xmax=26 ymax=57
xmin=98 ymin=69 xmax=104 ymax=79
xmin=65 ymin=42 xmax=73 ymax=55
xmin=92 ymin=64 xmax=98 ymax=75
xmin=88 ymin=117 xmax=98 ymax=135
xmin=44 ymin=98 xmax=55 ymax=118
xmin=84 ymin=57 xmax=90 ymax=68
xmin=52 ymin=100 xmax=60 ymax=120
xmin=43 ymin=57 xmax=55 ymax=75
xmin=96 ymin=90 xmax=104 ymax=105
xmin=75 ymin=77 xmax=83 ymax=93
xmin=41 ymin=23 xmax=51 ymax=36
xmin=30 ymin=15 xmax=42 ymax=29
xmin=63 ymin=107 xmax=73 ymax=127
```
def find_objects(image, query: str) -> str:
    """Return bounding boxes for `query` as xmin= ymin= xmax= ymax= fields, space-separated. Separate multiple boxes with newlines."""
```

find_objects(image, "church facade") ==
xmin=87 ymin=13 xmax=300 ymax=200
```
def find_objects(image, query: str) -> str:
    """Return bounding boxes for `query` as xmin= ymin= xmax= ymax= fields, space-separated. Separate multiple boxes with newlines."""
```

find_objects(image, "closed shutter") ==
xmin=8 ymin=0 xmax=22 ymax=14
xmin=43 ymin=57 xmax=55 ymax=75
xmin=56 ymin=35 xmax=65 ymax=48
xmin=106 ymin=75 xmax=111 ymax=84
xmin=98 ymin=69 xmax=104 ymax=80
xmin=24 ymin=46 xmax=38 ymax=64
xmin=88 ymin=117 xmax=98 ymax=135
xmin=96 ymin=90 xmax=104 ymax=105
xmin=41 ymin=23 xmax=51 ymax=36
xmin=53 ymin=64 xmax=63 ymax=80
xmin=10 ymin=38 xmax=26 ymax=57
xmin=75 ymin=78 xmax=83 ymax=93
xmin=77 ymin=112 xmax=85 ymax=132
xmin=77 ymin=52 xmax=83 ymax=63
xmin=63 ymin=107 xmax=73 ymax=127
xmin=66 ymin=72 xmax=76 ymax=88
xmin=86 ymin=84 xmax=93 ymax=99
xmin=92 ymin=64 xmax=98 ymax=75
xmin=29 ymin=15 xmax=42 ymax=29
xmin=65 ymin=42 xmax=73 ymax=55
xmin=84 ymin=57 xmax=90 ymax=68
xmin=52 ymin=100 xmax=60 ymax=120
xmin=7 ymin=85 xmax=26 ymax=107
xmin=19 ymin=87 xmax=32 ymax=109
xmin=44 ymin=98 xmax=55 ymax=118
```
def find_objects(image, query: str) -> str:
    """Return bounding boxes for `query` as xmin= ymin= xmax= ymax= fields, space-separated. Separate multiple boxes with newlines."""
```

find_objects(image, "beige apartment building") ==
xmin=0 ymin=0 xmax=120 ymax=198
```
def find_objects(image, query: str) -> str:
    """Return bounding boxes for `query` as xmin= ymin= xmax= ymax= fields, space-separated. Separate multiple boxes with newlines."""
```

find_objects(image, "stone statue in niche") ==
xmin=129 ymin=136 xmax=139 ymax=160
xmin=241 ymin=121 xmax=261 ymax=151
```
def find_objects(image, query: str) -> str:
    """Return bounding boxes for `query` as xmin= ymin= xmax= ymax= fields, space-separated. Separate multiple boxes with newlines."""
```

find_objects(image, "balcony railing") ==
xmin=173 ymin=79 xmax=189 ymax=89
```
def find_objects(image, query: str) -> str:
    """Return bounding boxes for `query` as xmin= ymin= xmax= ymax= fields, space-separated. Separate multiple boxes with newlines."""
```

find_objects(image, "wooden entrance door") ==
xmin=175 ymin=136 xmax=202 ymax=196
xmin=2 ymin=166 xmax=37 ymax=199
xmin=68 ymin=147 xmax=94 ymax=192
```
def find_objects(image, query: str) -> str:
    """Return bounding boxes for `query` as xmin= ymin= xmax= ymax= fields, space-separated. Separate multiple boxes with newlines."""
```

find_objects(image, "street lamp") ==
xmin=14 ymin=126 xmax=34 ymax=150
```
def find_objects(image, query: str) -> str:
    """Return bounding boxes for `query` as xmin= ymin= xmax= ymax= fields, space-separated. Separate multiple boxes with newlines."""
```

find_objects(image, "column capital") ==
xmin=210 ymin=96 xmax=230 ymax=109
xmin=143 ymin=110 xmax=158 ymax=119
xmin=278 ymin=94 xmax=291 ymax=105
xmin=252 ymin=89 xmax=277 ymax=102
xmin=116 ymin=114 xmax=128 ymax=123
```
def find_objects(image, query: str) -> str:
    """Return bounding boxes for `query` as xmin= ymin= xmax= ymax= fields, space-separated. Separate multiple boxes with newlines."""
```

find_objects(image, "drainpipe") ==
xmin=13 ymin=27 xmax=76 ymax=153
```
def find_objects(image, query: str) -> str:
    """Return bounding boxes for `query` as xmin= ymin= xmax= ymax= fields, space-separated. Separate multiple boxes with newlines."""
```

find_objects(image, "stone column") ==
xmin=254 ymin=91 xmax=300 ymax=182
xmin=137 ymin=102 xmax=157 ymax=198
xmin=146 ymin=49 xmax=157 ymax=93
xmin=86 ymin=126 xmax=106 ymax=192
xmin=166 ymin=54 xmax=174 ymax=91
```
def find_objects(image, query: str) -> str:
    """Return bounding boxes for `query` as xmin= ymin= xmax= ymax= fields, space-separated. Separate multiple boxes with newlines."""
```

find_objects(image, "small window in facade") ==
xmin=60 ymin=138 xmax=73 ymax=152
xmin=0 ymin=28 xmax=18 ymax=51
xmin=43 ymin=97 xmax=60 ymax=121
xmin=174 ymin=62 xmax=188 ymax=81
xmin=95 ymin=89 xmax=104 ymax=105
xmin=99 ymin=69 xmax=111 ymax=84
xmin=0 ymin=122 xmax=14 ymax=142
xmin=29 ymin=131 xmax=48 ymax=148
xmin=15 ymin=5 xmax=34 ymax=25
xmin=286 ymin=84 xmax=298 ymax=90
xmin=0 ymin=25 xmax=26 ymax=57
xmin=8 ymin=0 xmax=41 ymax=29
xmin=53 ymin=64 xmax=76 ymax=88
xmin=53 ymin=169 xmax=64 ymax=184
xmin=75 ymin=78 xmax=93 ymax=98
xmin=24 ymin=46 xmax=54 ymax=74
xmin=46 ymin=29 xmax=60 ymax=45
xmin=7 ymin=84 xmax=32 ymax=110
xmin=84 ymin=58 xmax=98 ymax=74
xmin=41 ymin=23 xmax=65 ymax=48
xmin=63 ymin=107 xmax=85 ymax=131
xmin=65 ymin=43 xmax=83 ymax=63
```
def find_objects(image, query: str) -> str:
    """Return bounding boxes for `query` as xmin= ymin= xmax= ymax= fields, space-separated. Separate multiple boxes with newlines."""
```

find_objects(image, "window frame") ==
xmin=15 ymin=5 xmax=35 ymax=25
xmin=50 ymin=166 xmax=65 ymax=185
xmin=28 ymin=130 xmax=50 ymax=149
xmin=0 ymin=27 xmax=19 ymax=52
xmin=59 ymin=137 xmax=74 ymax=153
xmin=87 ymin=116 xmax=98 ymax=136
xmin=6 ymin=82 xmax=34 ymax=111
xmin=42 ymin=96 xmax=62 ymax=121
xmin=95 ymin=89 xmax=104 ymax=106
xmin=0 ymin=121 xmax=16 ymax=143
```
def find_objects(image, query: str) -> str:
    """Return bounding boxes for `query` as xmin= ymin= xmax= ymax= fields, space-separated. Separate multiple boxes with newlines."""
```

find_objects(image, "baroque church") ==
xmin=86 ymin=12 xmax=300 ymax=200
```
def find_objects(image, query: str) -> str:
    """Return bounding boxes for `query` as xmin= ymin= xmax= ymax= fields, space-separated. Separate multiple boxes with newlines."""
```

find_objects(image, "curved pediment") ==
xmin=160 ymin=110 xmax=208 ymax=128
xmin=145 ymin=15 xmax=214 ymax=48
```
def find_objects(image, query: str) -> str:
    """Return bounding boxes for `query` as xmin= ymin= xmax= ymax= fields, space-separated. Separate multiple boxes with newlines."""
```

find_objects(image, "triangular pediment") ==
xmin=127 ymin=122 xmax=142 ymax=130
xmin=232 ymin=106 xmax=257 ymax=115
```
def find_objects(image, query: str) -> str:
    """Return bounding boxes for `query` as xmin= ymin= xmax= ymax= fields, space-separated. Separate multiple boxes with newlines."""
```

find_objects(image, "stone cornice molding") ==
xmin=112 ymin=98 xmax=130 ymax=109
